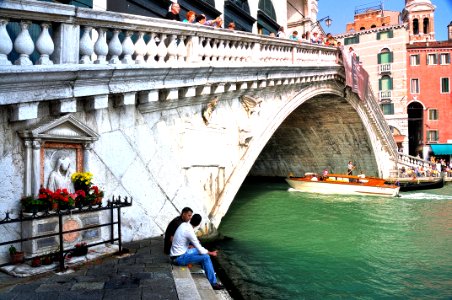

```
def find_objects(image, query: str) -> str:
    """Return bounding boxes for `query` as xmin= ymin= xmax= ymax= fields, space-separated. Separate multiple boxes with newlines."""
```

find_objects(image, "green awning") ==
xmin=430 ymin=144 xmax=452 ymax=155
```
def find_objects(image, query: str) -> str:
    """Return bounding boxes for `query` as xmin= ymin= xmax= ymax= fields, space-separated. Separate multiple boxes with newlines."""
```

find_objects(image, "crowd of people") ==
xmin=277 ymin=26 xmax=339 ymax=47
xmin=166 ymin=2 xmax=340 ymax=47
xmin=165 ymin=3 xmax=235 ymax=30
xmin=163 ymin=207 xmax=225 ymax=290
xmin=400 ymin=157 xmax=452 ymax=178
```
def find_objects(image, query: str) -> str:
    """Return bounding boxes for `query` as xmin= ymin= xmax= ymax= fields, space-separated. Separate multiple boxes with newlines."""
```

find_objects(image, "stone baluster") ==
xmin=121 ymin=31 xmax=134 ymax=64
xmin=196 ymin=36 xmax=205 ymax=62
xmin=146 ymin=32 xmax=157 ymax=64
xmin=14 ymin=21 xmax=34 ymax=66
xmin=223 ymin=39 xmax=232 ymax=62
xmin=35 ymin=23 xmax=54 ymax=65
xmin=203 ymin=37 xmax=212 ymax=62
xmin=176 ymin=34 xmax=187 ymax=63
xmin=94 ymin=27 xmax=108 ymax=64
xmin=156 ymin=33 xmax=167 ymax=64
xmin=210 ymin=39 xmax=219 ymax=62
xmin=217 ymin=39 xmax=226 ymax=62
xmin=108 ymin=29 xmax=122 ymax=64
xmin=261 ymin=44 xmax=268 ymax=62
xmin=0 ymin=19 xmax=13 ymax=65
xmin=166 ymin=34 xmax=178 ymax=63
xmin=239 ymin=42 xmax=247 ymax=62
xmin=80 ymin=26 xmax=94 ymax=64
xmin=234 ymin=40 xmax=242 ymax=62
xmin=134 ymin=31 xmax=147 ymax=64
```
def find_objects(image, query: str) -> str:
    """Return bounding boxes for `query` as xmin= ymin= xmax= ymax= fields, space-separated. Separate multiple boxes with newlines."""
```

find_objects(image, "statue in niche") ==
xmin=47 ymin=156 xmax=74 ymax=192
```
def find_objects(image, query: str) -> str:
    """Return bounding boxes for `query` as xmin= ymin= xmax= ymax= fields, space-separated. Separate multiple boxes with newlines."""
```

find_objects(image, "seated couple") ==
xmin=164 ymin=208 xmax=225 ymax=290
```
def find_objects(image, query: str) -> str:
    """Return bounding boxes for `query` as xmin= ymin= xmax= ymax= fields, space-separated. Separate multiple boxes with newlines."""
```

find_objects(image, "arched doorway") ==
xmin=407 ymin=102 xmax=423 ymax=156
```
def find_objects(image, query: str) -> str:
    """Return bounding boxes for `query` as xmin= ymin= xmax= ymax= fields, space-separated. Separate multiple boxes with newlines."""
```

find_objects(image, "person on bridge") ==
xmin=170 ymin=214 xmax=225 ymax=290
xmin=165 ymin=3 xmax=181 ymax=21
xmin=163 ymin=207 xmax=193 ymax=255
xmin=347 ymin=161 xmax=355 ymax=175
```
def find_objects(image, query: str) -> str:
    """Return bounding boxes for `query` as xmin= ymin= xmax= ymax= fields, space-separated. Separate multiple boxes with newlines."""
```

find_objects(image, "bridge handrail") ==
xmin=0 ymin=0 xmax=339 ymax=70
xmin=397 ymin=153 xmax=436 ymax=169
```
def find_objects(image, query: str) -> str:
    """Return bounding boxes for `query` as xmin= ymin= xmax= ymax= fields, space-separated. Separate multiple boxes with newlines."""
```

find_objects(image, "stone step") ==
xmin=172 ymin=265 xmax=229 ymax=300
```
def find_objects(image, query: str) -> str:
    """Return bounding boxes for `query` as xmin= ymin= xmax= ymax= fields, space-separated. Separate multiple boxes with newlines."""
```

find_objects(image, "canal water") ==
xmin=215 ymin=179 xmax=452 ymax=299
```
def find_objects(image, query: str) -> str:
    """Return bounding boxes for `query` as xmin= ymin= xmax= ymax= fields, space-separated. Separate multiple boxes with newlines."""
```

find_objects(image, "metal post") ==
xmin=58 ymin=213 xmax=64 ymax=271
xmin=110 ymin=201 xmax=114 ymax=245
xmin=117 ymin=206 xmax=122 ymax=254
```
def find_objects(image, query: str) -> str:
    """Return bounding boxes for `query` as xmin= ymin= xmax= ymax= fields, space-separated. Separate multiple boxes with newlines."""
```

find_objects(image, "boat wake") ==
xmin=400 ymin=192 xmax=452 ymax=201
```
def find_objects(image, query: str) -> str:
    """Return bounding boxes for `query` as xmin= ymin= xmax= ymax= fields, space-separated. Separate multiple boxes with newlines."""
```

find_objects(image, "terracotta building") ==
xmin=406 ymin=33 xmax=452 ymax=157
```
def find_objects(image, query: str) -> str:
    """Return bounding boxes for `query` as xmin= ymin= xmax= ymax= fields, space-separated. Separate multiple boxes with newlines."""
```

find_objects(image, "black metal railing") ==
xmin=0 ymin=196 xmax=132 ymax=272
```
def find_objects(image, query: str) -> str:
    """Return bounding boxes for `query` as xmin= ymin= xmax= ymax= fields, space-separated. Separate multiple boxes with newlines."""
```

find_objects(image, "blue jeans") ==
xmin=174 ymin=248 xmax=217 ymax=285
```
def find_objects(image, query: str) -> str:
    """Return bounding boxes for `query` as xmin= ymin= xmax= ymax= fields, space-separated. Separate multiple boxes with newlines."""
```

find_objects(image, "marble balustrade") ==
xmin=0 ymin=0 xmax=338 ymax=68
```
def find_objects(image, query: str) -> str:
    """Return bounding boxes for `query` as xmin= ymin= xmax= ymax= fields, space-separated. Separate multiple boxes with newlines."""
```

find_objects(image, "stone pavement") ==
xmin=0 ymin=237 xmax=229 ymax=300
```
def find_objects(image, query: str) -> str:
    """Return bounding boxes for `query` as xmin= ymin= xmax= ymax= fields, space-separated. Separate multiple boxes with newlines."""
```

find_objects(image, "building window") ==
xmin=344 ymin=35 xmax=360 ymax=45
xmin=428 ymin=109 xmax=438 ymax=120
xmin=410 ymin=54 xmax=420 ymax=66
xmin=379 ymin=75 xmax=393 ymax=91
xmin=378 ymin=48 xmax=393 ymax=64
xmin=427 ymin=53 xmax=438 ymax=65
xmin=413 ymin=18 xmax=419 ymax=35
xmin=380 ymin=103 xmax=394 ymax=115
xmin=427 ymin=130 xmax=439 ymax=143
xmin=377 ymin=30 xmax=393 ymax=40
xmin=441 ymin=78 xmax=450 ymax=93
xmin=440 ymin=53 xmax=450 ymax=65
xmin=410 ymin=78 xmax=420 ymax=94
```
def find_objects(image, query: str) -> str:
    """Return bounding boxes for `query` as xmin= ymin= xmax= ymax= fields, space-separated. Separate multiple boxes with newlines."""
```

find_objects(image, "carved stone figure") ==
xmin=240 ymin=95 xmax=262 ymax=117
xmin=202 ymin=97 xmax=219 ymax=125
xmin=47 ymin=156 xmax=74 ymax=192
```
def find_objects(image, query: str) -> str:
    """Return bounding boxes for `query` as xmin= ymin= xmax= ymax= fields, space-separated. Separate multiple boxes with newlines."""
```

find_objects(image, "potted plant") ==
xmin=21 ymin=195 xmax=51 ymax=213
xmin=9 ymin=245 xmax=24 ymax=264
xmin=72 ymin=172 xmax=104 ymax=207
xmin=52 ymin=188 xmax=76 ymax=210
xmin=31 ymin=256 xmax=42 ymax=267
xmin=72 ymin=242 xmax=88 ymax=256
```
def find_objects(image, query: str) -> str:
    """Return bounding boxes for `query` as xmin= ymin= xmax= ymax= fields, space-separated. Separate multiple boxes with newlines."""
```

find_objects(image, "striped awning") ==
xmin=430 ymin=144 xmax=452 ymax=155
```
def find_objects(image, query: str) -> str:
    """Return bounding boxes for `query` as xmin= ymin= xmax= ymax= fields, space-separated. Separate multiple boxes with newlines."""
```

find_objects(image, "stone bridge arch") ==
xmin=209 ymin=80 xmax=396 ymax=227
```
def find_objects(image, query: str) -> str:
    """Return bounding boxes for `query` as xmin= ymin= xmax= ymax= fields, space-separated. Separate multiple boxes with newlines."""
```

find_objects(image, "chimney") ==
xmin=449 ymin=21 xmax=452 ymax=41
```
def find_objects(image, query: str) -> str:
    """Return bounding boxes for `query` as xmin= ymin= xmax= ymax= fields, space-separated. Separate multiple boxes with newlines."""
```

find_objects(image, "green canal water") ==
xmin=216 ymin=180 xmax=452 ymax=299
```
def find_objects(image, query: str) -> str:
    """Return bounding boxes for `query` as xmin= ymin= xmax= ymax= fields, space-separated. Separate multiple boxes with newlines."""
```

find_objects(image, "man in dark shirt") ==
xmin=163 ymin=206 xmax=193 ymax=254
xmin=165 ymin=3 xmax=181 ymax=21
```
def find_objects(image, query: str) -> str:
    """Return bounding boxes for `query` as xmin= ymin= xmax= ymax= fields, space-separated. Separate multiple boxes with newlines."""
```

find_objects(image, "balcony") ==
xmin=378 ymin=63 xmax=392 ymax=74
xmin=379 ymin=90 xmax=392 ymax=101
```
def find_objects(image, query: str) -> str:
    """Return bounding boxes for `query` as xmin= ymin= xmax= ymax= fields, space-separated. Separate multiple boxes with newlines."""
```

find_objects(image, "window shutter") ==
xmin=416 ymin=55 xmax=420 ymax=65
xmin=378 ymin=53 xmax=381 ymax=64
xmin=447 ymin=54 xmax=450 ymax=64
xmin=389 ymin=52 xmax=394 ymax=63
xmin=389 ymin=78 xmax=393 ymax=90
xmin=388 ymin=30 xmax=394 ymax=38
xmin=377 ymin=32 xmax=381 ymax=40
xmin=379 ymin=79 xmax=382 ymax=90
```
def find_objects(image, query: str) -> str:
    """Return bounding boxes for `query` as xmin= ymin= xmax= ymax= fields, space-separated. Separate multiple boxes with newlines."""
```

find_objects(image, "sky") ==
xmin=318 ymin=0 xmax=452 ymax=41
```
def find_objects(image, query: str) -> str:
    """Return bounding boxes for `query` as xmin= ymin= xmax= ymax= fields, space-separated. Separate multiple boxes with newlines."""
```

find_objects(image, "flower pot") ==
xmin=31 ymin=257 xmax=42 ymax=267
xmin=72 ymin=246 xmax=88 ymax=257
xmin=10 ymin=252 xmax=24 ymax=264
xmin=42 ymin=255 xmax=53 ymax=265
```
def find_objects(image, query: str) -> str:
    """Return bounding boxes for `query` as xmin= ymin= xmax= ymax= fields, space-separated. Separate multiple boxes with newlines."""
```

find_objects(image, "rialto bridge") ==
xmin=0 ymin=0 xmax=400 ymax=243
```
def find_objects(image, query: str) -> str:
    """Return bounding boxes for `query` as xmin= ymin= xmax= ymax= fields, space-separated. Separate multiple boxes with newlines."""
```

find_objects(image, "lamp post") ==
xmin=312 ymin=16 xmax=332 ymax=32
